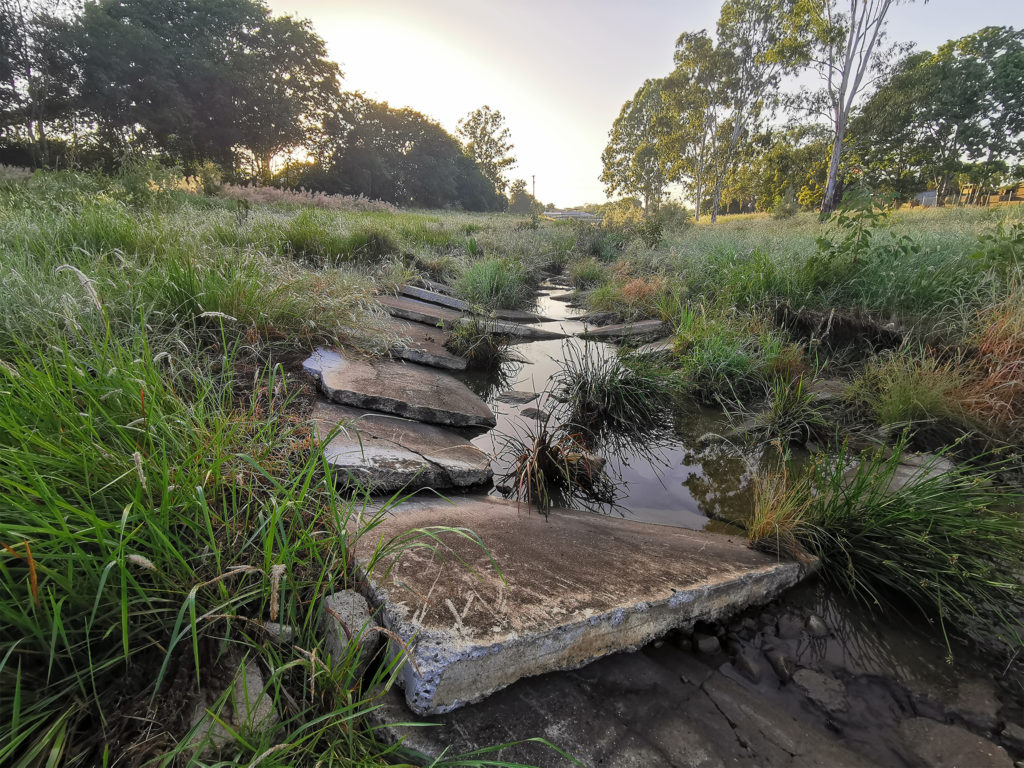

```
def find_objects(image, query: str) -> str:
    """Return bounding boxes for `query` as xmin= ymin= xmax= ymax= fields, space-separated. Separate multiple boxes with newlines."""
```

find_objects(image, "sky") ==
xmin=267 ymin=0 xmax=1022 ymax=207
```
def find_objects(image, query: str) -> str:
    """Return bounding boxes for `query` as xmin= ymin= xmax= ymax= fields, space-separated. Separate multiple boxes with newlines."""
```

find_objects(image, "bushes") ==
xmin=568 ymin=258 xmax=607 ymax=289
xmin=455 ymin=257 xmax=535 ymax=310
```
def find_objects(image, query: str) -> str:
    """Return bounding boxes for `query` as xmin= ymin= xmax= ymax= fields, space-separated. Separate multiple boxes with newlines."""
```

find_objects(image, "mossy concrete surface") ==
xmin=353 ymin=496 xmax=810 ymax=715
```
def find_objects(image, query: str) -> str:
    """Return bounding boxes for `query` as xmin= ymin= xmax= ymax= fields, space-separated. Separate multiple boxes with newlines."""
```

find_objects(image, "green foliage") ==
xmin=752 ymin=438 xmax=1024 ymax=657
xmin=456 ymin=105 xmax=516 ymax=195
xmin=455 ymin=257 xmax=534 ymax=310
xmin=568 ymin=258 xmax=607 ymax=289
xmin=971 ymin=220 xmax=1024 ymax=277
xmin=634 ymin=216 xmax=665 ymax=248
xmin=446 ymin=318 xmax=512 ymax=369
xmin=551 ymin=341 xmax=674 ymax=433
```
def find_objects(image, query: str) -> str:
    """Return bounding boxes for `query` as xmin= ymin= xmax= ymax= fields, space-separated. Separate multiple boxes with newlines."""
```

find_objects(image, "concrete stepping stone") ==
xmin=579 ymin=319 xmax=668 ymax=343
xmin=378 ymin=295 xmax=563 ymax=340
xmin=415 ymin=278 xmax=454 ymax=295
xmin=352 ymin=495 xmax=809 ymax=715
xmin=630 ymin=337 xmax=675 ymax=357
xmin=303 ymin=348 xmax=496 ymax=428
xmin=468 ymin=318 xmax=565 ymax=341
xmin=492 ymin=308 xmax=553 ymax=324
xmin=312 ymin=402 xmax=492 ymax=492
xmin=549 ymin=291 xmax=576 ymax=302
xmin=495 ymin=390 xmax=539 ymax=405
xmin=378 ymin=295 xmax=464 ymax=327
xmin=384 ymin=318 xmax=466 ymax=371
xmin=400 ymin=284 xmax=471 ymax=312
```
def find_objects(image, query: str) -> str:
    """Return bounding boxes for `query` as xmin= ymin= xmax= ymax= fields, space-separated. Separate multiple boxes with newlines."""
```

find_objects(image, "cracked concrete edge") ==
xmin=355 ymin=557 xmax=809 ymax=715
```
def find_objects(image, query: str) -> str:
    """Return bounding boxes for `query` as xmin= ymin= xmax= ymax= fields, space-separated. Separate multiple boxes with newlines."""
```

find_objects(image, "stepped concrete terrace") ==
xmin=352 ymin=495 xmax=810 ymax=715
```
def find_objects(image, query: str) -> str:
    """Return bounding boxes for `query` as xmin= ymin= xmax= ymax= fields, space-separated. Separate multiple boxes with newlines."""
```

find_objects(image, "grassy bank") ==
xmin=0 ymin=168 xmax=574 ymax=766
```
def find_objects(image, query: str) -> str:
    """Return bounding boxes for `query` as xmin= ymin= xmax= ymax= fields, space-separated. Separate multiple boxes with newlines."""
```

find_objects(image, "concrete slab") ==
xmin=630 ymin=337 xmax=675 ymax=357
xmin=352 ymin=496 xmax=809 ymax=715
xmin=415 ymin=278 xmax=454 ymax=295
xmin=384 ymin=318 xmax=466 ymax=371
xmin=467 ymin=317 xmax=565 ymax=341
xmin=493 ymin=308 xmax=553 ymax=324
xmin=580 ymin=319 xmax=669 ymax=343
xmin=312 ymin=402 xmax=492 ymax=492
xmin=303 ymin=348 xmax=496 ymax=428
xmin=399 ymin=284 xmax=471 ymax=312
xmin=378 ymin=295 xmax=464 ymax=327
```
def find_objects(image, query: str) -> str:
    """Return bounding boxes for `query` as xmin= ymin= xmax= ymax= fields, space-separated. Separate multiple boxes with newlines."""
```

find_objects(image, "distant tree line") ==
xmin=0 ymin=0 xmax=521 ymax=210
xmin=602 ymin=0 xmax=1024 ymax=217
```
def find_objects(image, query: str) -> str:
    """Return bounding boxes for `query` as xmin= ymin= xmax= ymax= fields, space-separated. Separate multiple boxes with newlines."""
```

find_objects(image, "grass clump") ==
xmin=455 ymin=256 xmax=535 ymax=310
xmin=568 ymin=257 xmax=607 ymax=289
xmin=847 ymin=352 xmax=970 ymax=434
xmin=749 ymin=438 xmax=1024 ymax=658
xmin=728 ymin=376 xmax=831 ymax=446
xmin=550 ymin=341 xmax=674 ymax=433
xmin=446 ymin=318 xmax=513 ymax=369
xmin=496 ymin=417 xmax=613 ymax=514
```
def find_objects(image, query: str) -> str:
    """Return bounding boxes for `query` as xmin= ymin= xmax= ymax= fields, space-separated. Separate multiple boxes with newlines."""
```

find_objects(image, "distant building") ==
xmin=957 ymin=183 xmax=1024 ymax=207
xmin=542 ymin=210 xmax=603 ymax=222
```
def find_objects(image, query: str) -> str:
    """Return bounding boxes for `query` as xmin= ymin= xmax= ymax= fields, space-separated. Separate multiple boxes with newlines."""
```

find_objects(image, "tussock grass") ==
xmin=551 ymin=341 xmax=674 ymax=432
xmin=455 ymin=256 xmax=535 ymax=310
xmin=749 ymin=438 xmax=1024 ymax=657
xmin=445 ymin=318 xmax=514 ymax=369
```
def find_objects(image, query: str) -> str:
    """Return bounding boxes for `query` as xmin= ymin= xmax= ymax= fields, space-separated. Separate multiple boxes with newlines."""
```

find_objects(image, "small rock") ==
xmin=777 ymin=613 xmax=804 ymax=640
xmin=694 ymin=633 xmax=721 ymax=655
xmin=186 ymin=658 xmax=279 ymax=757
xmin=261 ymin=621 xmax=295 ymax=645
xmin=765 ymin=649 xmax=795 ymax=682
xmin=321 ymin=590 xmax=381 ymax=680
xmin=496 ymin=390 xmax=539 ymax=405
xmin=741 ymin=617 xmax=758 ymax=632
xmin=793 ymin=668 xmax=849 ymax=713
xmin=1002 ymin=722 xmax=1024 ymax=752
xmin=758 ymin=612 xmax=776 ymax=632
xmin=652 ymin=639 xmax=665 ymax=649
xmin=733 ymin=649 xmax=763 ymax=684
xmin=233 ymin=660 xmax=278 ymax=732
xmin=806 ymin=614 xmax=828 ymax=638
xmin=899 ymin=717 xmax=1014 ymax=768
xmin=947 ymin=679 xmax=1002 ymax=732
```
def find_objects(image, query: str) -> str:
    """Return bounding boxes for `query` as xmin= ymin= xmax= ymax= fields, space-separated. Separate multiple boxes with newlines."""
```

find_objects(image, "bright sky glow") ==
xmin=268 ymin=0 xmax=1022 ymax=207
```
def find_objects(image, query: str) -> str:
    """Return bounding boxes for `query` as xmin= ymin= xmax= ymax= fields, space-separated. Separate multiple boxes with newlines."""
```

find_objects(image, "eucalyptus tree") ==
xmin=851 ymin=26 xmax=1024 ymax=200
xmin=0 ymin=0 xmax=78 ymax=165
xmin=600 ymin=78 xmax=671 ymax=212
xmin=457 ymin=105 xmax=516 ymax=195
xmin=786 ymin=0 xmax=918 ymax=212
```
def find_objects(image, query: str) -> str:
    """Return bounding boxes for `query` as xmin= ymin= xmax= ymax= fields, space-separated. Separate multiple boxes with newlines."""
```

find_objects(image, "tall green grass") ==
xmin=455 ymin=257 xmax=535 ymax=310
xmin=750 ymin=438 xmax=1024 ymax=658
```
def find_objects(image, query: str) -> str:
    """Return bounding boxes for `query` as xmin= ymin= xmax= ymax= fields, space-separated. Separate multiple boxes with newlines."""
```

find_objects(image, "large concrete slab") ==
xmin=580 ymin=318 xmax=669 ymax=342
xmin=384 ymin=318 xmax=466 ymax=371
xmin=629 ymin=337 xmax=675 ymax=358
xmin=378 ymin=295 xmax=464 ymax=327
xmin=303 ymin=348 xmax=496 ymax=428
xmin=352 ymin=496 xmax=809 ymax=715
xmin=399 ymin=284 xmax=471 ymax=312
xmin=312 ymin=401 xmax=492 ymax=492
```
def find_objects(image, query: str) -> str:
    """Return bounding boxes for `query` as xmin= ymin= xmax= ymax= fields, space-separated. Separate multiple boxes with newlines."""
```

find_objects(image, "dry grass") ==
xmin=960 ymin=292 xmax=1024 ymax=436
xmin=221 ymin=183 xmax=397 ymax=213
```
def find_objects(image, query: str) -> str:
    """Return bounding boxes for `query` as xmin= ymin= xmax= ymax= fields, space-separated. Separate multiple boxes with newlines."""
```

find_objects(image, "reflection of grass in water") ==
xmin=459 ymin=357 xmax=523 ymax=400
xmin=551 ymin=340 xmax=675 ymax=434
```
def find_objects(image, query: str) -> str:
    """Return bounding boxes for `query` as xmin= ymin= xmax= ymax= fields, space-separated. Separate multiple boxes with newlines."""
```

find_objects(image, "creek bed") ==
xmin=434 ymin=280 xmax=1024 ymax=767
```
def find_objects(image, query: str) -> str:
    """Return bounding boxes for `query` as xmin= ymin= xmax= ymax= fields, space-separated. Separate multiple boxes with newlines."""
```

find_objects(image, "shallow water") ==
xmin=457 ymin=283 xmax=764 ymax=532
